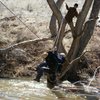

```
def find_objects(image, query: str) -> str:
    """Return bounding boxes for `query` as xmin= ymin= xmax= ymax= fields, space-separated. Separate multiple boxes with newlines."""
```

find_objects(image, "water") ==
xmin=0 ymin=78 xmax=100 ymax=100
xmin=0 ymin=78 xmax=57 ymax=100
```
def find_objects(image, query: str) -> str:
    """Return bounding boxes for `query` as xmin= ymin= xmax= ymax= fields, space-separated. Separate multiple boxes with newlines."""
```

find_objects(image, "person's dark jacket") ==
xmin=45 ymin=51 xmax=65 ymax=73
xmin=65 ymin=5 xmax=78 ymax=23
xmin=45 ymin=51 xmax=59 ymax=72
xmin=36 ymin=61 xmax=49 ymax=73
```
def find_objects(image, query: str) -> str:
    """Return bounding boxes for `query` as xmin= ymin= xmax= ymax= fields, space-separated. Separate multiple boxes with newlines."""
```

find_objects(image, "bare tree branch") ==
xmin=60 ymin=49 xmax=100 ymax=80
xmin=59 ymin=51 xmax=90 ymax=79
xmin=0 ymin=37 xmax=51 ymax=52
xmin=75 ymin=0 xmax=93 ymax=36
xmin=69 ymin=17 xmax=99 ymax=39
xmin=68 ymin=22 xmax=76 ymax=38
xmin=47 ymin=0 xmax=63 ymax=25
xmin=49 ymin=0 xmax=64 ymax=37
xmin=56 ymin=18 xmax=67 ymax=53
xmin=67 ymin=0 xmax=94 ymax=61
xmin=80 ymin=17 xmax=99 ymax=36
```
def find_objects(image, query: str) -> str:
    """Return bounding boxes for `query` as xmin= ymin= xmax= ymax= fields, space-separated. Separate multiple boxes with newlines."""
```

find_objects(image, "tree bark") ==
xmin=47 ymin=0 xmax=63 ymax=26
xmin=67 ymin=0 xmax=93 ymax=61
xmin=56 ymin=18 xmax=67 ymax=53
xmin=60 ymin=0 xmax=100 ymax=82
xmin=46 ymin=0 xmax=100 ymax=88
xmin=78 ymin=0 xmax=100 ymax=56
xmin=49 ymin=0 xmax=64 ymax=37
xmin=75 ymin=0 xmax=93 ymax=36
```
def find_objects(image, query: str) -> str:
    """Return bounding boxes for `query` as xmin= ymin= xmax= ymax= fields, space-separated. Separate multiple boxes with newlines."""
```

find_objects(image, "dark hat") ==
xmin=74 ymin=3 xmax=78 ymax=8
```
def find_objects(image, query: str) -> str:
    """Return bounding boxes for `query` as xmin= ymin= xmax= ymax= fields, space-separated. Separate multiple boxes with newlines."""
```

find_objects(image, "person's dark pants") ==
xmin=34 ymin=68 xmax=44 ymax=82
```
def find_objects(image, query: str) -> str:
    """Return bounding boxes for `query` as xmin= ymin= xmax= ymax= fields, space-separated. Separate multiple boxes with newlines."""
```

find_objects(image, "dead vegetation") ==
xmin=0 ymin=39 xmax=53 ymax=78
xmin=0 ymin=15 xmax=99 ymax=81
xmin=0 ymin=17 xmax=53 ymax=77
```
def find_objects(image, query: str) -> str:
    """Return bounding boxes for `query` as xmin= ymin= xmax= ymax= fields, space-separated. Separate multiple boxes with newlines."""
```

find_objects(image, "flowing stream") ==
xmin=0 ymin=78 xmax=99 ymax=100
xmin=0 ymin=78 xmax=57 ymax=100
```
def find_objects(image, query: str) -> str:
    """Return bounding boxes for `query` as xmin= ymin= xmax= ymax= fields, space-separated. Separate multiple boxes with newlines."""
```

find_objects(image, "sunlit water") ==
xmin=0 ymin=78 xmax=57 ymax=100
xmin=0 ymin=78 xmax=100 ymax=100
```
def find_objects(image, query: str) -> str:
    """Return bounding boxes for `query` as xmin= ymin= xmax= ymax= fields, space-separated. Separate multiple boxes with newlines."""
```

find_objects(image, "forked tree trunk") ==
xmin=49 ymin=0 xmax=64 ymax=37
xmin=67 ymin=0 xmax=93 ymax=61
xmin=60 ymin=0 xmax=100 ymax=82
xmin=46 ymin=0 xmax=100 ymax=88
xmin=47 ymin=0 xmax=63 ymax=26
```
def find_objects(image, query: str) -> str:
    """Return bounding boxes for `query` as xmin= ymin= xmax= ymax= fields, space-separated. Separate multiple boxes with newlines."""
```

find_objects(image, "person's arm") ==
xmin=66 ymin=3 xmax=69 ymax=10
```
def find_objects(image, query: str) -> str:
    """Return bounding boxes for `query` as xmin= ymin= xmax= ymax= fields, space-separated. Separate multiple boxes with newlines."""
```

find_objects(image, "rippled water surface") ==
xmin=0 ymin=79 xmax=57 ymax=100
xmin=0 ymin=78 xmax=100 ymax=100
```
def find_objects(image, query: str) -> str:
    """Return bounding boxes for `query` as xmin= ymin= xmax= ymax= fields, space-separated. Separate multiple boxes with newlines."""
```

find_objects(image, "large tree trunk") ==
xmin=60 ymin=0 xmax=94 ymax=74
xmin=67 ymin=0 xmax=93 ymax=61
xmin=60 ymin=0 xmax=100 ymax=82
xmin=46 ymin=0 xmax=100 ymax=88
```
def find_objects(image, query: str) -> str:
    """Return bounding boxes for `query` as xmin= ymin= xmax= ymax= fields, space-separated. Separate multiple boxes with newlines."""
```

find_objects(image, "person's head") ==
xmin=42 ymin=52 xmax=48 ymax=58
xmin=74 ymin=3 xmax=78 ymax=8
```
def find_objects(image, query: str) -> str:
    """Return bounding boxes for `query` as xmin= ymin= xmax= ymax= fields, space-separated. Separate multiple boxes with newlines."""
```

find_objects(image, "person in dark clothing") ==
xmin=65 ymin=3 xmax=78 ymax=23
xmin=65 ymin=3 xmax=78 ymax=38
xmin=45 ymin=51 xmax=65 ymax=87
xmin=34 ymin=50 xmax=65 ymax=84
xmin=34 ymin=51 xmax=59 ymax=83
xmin=45 ymin=51 xmax=66 ymax=73
xmin=45 ymin=51 xmax=65 ymax=73
xmin=56 ymin=53 xmax=65 ymax=73
xmin=45 ymin=51 xmax=59 ymax=72
xmin=34 ymin=61 xmax=49 ymax=82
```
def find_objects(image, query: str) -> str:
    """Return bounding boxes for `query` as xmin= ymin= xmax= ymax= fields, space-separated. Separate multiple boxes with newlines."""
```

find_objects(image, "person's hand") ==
xmin=65 ymin=3 xmax=69 ymax=10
